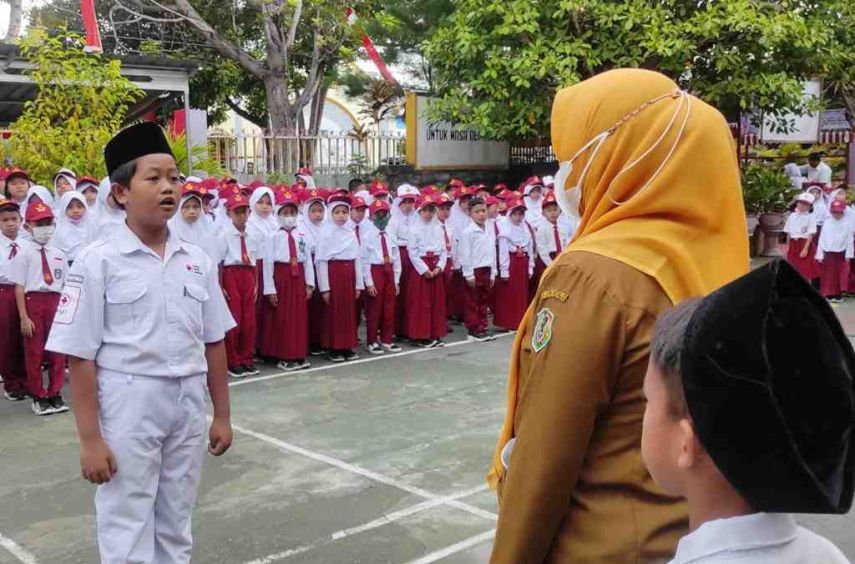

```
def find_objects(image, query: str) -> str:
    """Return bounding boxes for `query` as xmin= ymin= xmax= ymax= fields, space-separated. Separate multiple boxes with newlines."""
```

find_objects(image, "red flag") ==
xmin=346 ymin=8 xmax=397 ymax=86
xmin=80 ymin=0 xmax=103 ymax=53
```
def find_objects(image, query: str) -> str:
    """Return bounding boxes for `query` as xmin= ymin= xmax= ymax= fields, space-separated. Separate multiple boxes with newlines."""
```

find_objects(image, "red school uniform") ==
xmin=406 ymin=197 xmax=449 ymax=341
xmin=362 ymin=201 xmax=402 ymax=346
xmin=494 ymin=199 xmax=534 ymax=330
xmin=783 ymin=203 xmax=819 ymax=281
xmin=816 ymin=203 xmax=853 ymax=298
xmin=0 ymin=200 xmax=26 ymax=396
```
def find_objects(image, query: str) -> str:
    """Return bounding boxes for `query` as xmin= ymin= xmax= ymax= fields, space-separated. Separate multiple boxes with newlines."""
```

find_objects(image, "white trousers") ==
xmin=95 ymin=369 xmax=207 ymax=564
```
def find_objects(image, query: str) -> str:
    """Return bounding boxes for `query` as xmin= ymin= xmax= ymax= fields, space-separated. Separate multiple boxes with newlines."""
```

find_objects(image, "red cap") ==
xmin=485 ymin=196 xmax=500 ymax=207
xmin=369 ymin=179 xmax=389 ymax=196
xmin=275 ymin=189 xmax=300 ymax=208
xmin=300 ymin=188 xmax=325 ymax=205
xmin=352 ymin=196 xmax=368 ymax=210
xmin=182 ymin=182 xmax=205 ymax=198
xmin=472 ymin=183 xmax=489 ymax=193
xmin=0 ymin=198 xmax=20 ymax=213
xmin=448 ymin=178 xmax=465 ymax=189
xmin=296 ymin=167 xmax=313 ymax=177
xmin=226 ymin=193 xmax=250 ymax=211
xmin=25 ymin=202 xmax=54 ymax=222
xmin=201 ymin=177 xmax=220 ymax=191
xmin=5 ymin=167 xmax=30 ymax=183
xmin=505 ymin=197 xmax=527 ymax=214
xmin=492 ymin=182 xmax=508 ymax=194
xmin=542 ymin=191 xmax=559 ymax=207
xmin=437 ymin=193 xmax=454 ymax=207
xmin=370 ymin=199 xmax=391 ymax=217
xmin=452 ymin=185 xmax=473 ymax=200
xmin=327 ymin=193 xmax=352 ymax=208
xmin=420 ymin=184 xmax=440 ymax=197
xmin=830 ymin=200 xmax=848 ymax=213
xmin=520 ymin=176 xmax=543 ymax=193
xmin=416 ymin=194 xmax=439 ymax=211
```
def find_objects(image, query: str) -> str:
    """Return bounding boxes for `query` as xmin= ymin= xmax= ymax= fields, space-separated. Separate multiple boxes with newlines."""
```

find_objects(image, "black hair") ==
xmin=348 ymin=178 xmax=365 ymax=191
xmin=808 ymin=152 xmax=822 ymax=162
xmin=650 ymin=298 xmax=703 ymax=417
xmin=107 ymin=159 xmax=137 ymax=210
xmin=469 ymin=196 xmax=486 ymax=209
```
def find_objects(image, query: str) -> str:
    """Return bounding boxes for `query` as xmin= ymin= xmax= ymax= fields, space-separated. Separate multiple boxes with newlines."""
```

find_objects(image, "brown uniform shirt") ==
xmin=492 ymin=251 xmax=688 ymax=563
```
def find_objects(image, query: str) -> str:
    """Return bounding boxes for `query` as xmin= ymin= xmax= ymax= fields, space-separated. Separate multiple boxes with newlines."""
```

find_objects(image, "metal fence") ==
xmin=208 ymin=131 xmax=406 ymax=180
xmin=510 ymin=139 xmax=556 ymax=165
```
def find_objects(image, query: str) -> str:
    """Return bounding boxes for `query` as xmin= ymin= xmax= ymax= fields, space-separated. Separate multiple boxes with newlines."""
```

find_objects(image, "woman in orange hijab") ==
xmin=489 ymin=69 xmax=749 ymax=563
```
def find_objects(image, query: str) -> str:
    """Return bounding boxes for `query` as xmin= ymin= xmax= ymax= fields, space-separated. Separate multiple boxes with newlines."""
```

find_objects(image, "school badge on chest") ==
xmin=532 ymin=307 xmax=555 ymax=352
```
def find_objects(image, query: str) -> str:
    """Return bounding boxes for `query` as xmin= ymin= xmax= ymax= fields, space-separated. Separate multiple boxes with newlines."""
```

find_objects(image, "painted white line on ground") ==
xmin=230 ymin=422 xmax=498 ymax=522
xmin=229 ymin=332 xmax=515 ymax=388
xmin=404 ymin=529 xmax=496 ymax=564
xmin=0 ymin=532 xmax=38 ymax=564
xmin=242 ymin=484 xmax=492 ymax=564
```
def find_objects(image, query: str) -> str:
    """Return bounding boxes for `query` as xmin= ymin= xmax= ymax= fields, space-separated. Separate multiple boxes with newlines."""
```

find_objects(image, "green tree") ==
xmin=424 ymin=0 xmax=848 ymax=140
xmin=9 ymin=28 xmax=143 ymax=182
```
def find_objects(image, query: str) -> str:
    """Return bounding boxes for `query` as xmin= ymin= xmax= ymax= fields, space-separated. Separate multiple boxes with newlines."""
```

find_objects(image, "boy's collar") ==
xmin=673 ymin=513 xmax=796 ymax=563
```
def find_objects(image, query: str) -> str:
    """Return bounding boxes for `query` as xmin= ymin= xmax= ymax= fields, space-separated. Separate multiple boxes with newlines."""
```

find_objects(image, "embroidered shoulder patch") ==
xmin=532 ymin=307 xmax=555 ymax=352
xmin=53 ymin=286 xmax=81 ymax=325
xmin=540 ymin=289 xmax=569 ymax=302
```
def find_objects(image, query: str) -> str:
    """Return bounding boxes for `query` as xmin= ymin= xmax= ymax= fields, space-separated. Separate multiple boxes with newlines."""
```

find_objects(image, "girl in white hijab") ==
xmin=90 ymin=176 xmax=127 ymax=241
xmin=53 ymin=191 xmax=91 ymax=263
xmin=246 ymin=187 xmax=278 ymax=243
xmin=53 ymin=168 xmax=77 ymax=198
xmin=784 ymin=162 xmax=804 ymax=191
xmin=168 ymin=189 xmax=220 ymax=261
xmin=316 ymin=196 xmax=364 ymax=362
xmin=297 ymin=192 xmax=328 ymax=355
xmin=389 ymin=184 xmax=420 ymax=337
xmin=405 ymin=195 xmax=449 ymax=347
xmin=521 ymin=178 xmax=544 ymax=226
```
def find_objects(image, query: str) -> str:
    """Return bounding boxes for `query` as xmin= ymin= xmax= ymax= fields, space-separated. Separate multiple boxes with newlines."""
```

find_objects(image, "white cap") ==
xmin=796 ymin=193 xmax=815 ymax=205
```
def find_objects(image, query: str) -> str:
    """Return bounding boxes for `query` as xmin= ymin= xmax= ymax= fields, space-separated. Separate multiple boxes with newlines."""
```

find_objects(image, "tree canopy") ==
xmin=424 ymin=0 xmax=854 ymax=140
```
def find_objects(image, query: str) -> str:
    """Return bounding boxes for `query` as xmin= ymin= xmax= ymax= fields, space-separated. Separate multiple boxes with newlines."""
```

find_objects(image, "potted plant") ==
xmin=741 ymin=162 xmax=797 ymax=257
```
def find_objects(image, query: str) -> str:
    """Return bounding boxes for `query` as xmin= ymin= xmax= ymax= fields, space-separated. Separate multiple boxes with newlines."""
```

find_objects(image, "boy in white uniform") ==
xmin=46 ymin=122 xmax=235 ymax=564
xmin=642 ymin=260 xmax=853 ymax=563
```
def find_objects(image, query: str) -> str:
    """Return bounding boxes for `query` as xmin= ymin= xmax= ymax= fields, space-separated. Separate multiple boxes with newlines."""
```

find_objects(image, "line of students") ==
xmin=783 ymin=187 xmax=855 ymax=303
xmin=0 ymin=167 xmax=579 ymax=409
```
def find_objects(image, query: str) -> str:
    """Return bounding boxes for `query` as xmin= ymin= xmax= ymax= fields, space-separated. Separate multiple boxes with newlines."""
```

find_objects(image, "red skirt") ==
xmin=395 ymin=247 xmax=413 ymax=337
xmin=448 ymin=269 xmax=466 ymax=320
xmin=406 ymin=255 xmax=448 ymax=340
xmin=530 ymin=256 xmax=546 ymax=300
xmin=494 ymin=253 xmax=530 ymax=330
xmin=324 ymin=260 xmax=358 ymax=350
xmin=254 ymin=259 xmax=264 ymax=349
xmin=786 ymin=239 xmax=819 ymax=281
xmin=820 ymin=252 xmax=850 ymax=297
xmin=260 ymin=263 xmax=309 ymax=361
xmin=444 ymin=263 xmax=460 ymax=320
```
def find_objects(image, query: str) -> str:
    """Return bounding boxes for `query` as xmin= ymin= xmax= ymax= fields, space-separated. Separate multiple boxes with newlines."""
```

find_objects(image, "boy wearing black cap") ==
xmin=642 ymin=260 xmax=854 ymax=563
xmin=46 ymin=122 xmax=235 ymax=563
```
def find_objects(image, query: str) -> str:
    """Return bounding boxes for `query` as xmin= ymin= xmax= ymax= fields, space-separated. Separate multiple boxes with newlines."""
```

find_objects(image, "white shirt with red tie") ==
xmin=536 ymin=219 xmax=575 ymax=266
xmin=458 ymin=220 xmax=497 ymax=281
xmin=361 ymin=222 xmax=402 ymax=287
xmin=217 ymin=224 xmax=263 ymax=267
xmin=9 ymin=240 xmax=68 ymax=293
xmin=0 ymin=233 xmax=27 ymax=285
xmin=262 ymin=227 xmax=315 ymax=295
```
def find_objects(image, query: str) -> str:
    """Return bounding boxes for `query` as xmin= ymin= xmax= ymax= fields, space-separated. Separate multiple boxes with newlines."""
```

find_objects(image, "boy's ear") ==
xmin=676 ymin=418 xmax=700 ymax=470
xmin=112 ymin=183 xmax=129 ymax=207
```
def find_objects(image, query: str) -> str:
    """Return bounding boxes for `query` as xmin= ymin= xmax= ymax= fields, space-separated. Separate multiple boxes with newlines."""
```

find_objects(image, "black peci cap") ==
xmin=104 ymin=122 xmax=174 ymax=177
xmin=682 ymin=260 xmax=855 ymax=514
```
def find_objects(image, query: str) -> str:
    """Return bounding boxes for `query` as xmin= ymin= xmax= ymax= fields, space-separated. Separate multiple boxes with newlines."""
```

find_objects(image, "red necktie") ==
xmin=285 ymin=229 xmax=299 ymax=276
xmin=40 ymin=247 xmax=53 ymax=285
xmin=553 ymin=224 xmax=562 ymax=254
xmin=240 ymin=234 xmax=251 ymax=266
xmin=442 ymin=225 xmax=451 ymax=252
xmin=355 ymin=224 xmax=361 ymax=245
xmin=494 ymin=222 xmax=499 ymax=238
xmin=8 ymin=242 xmax=17 ymax=259
xmin=380 ymin=231 xmax=392 ymax=269
xmin=527 ymin=222 xmax=537 ymax=252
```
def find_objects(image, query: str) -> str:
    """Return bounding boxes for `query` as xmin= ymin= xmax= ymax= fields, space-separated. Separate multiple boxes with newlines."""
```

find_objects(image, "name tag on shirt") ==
xmin=54 ymin=285 xmax=81 ymax=325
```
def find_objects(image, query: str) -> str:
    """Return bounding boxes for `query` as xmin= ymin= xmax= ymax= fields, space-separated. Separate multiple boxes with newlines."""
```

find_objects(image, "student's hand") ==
xmin=208 ymin=416 xmax=233 ymax=456
xmin=423 ymin=271 xmax=434 ymax=279
xmin=490 ymin=278 xmax=495 ymax=288
xmin=306 ymin=286 xmax=314 ymax=300
xmin=466 ymin=278 xmax=476 ymax=289
xmin=20 ymin=317 xmax=34 ymax=339
xmin=80 ymin=438 xmax=118 ymax=484
xmin=800 ymin=249 xmax=809 ymax=259
xmin=367 ymin=285 xmax=378 ymax=297
xmin=501 ymin=276 xmax=509 ymax=282
xmin=356 ymin=289 xmax=362 ymax=300
xmin=395 ymin=284 xmax=400 ymax=296
xmin=222 ymin=289 xmax=231 ymax=301
xmin=433 ymin=268 xmax=442 ymax=277
xmin=268 ymin=294 xmax=278 ymax=307
xmin=322 ymin=292 xmax=330 ymax=305
xmin=254 ymin=286 xmax=259 ymax=303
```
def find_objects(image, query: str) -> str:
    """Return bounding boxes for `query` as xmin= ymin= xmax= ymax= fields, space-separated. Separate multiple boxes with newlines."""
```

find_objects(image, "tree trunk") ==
xmin=264 ymin=75 xmax=301 ymax=175
xmin=308 ymin=83 xmax=328 ymax=136
xmin=4 ymin=0 xmax=23 ymax=40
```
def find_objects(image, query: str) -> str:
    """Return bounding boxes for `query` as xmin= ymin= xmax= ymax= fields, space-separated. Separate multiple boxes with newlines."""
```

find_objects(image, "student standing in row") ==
xmin=458 ymin=196 xmax=496 ymax=341
xmin=53 ymin=191 xmax=91 ymax=266
xmin=0 ymin=198 xmax=27 ymax=401
xmin=262 ymin=191 xmax=314 ymax=371
xmin=46 ymin=122 xmax=234 ymax=564
xmin=298 ymin=189 xmax=327 ymax=356
xmin=436 ymin=193 xmax=459 ymax=323
xmin=535 ymin=191 xmax=574 ymax=269
xmin=218 ymin=193 xmax=261 ymax=379
xmin=391 ymin=185 xmax=419 ymax=339
xmin=13 ymin=202 xmax=69 ymax=416
xmin=362 ymin=200 xmax=403 ymax=355
xmin=317 ymin=195 xmax=364 ymax=362
xmin=783 ymin=192 xmax=818 ymax=282
xmin=406 ymin=195 xmax=448 ymax=348
xmin=494 ymin=198 xmax=533 ymax=331
xmin=816 ymin=200 xmax=853 ymax=303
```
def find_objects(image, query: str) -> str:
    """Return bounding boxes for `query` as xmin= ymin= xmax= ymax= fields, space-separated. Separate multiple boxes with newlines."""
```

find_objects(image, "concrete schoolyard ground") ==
xmin=2 ymin=303 xmax=855 ymax=563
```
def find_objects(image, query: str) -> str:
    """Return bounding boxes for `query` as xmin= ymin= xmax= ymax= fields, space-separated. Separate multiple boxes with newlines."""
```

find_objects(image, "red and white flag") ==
xmin=345 ymin=8 xmax=397 ymax=86
xmin=80 ymin=0 xmax=103 ymax=53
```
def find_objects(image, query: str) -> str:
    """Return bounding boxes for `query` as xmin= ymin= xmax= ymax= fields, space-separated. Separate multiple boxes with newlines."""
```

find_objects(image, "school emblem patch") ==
xmin=532 ymin=307 xmax=555 ymax=353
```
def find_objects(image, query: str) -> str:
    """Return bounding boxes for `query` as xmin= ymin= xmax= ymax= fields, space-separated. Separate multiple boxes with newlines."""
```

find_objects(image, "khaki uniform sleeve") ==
xmin=492 ymin=264 xmax=626 ymax=563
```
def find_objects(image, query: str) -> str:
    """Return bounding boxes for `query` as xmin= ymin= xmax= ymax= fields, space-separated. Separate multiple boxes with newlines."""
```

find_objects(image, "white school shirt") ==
xmin=800 ymin=162 xmax=833 ymax=187
xmin=535 ymin=219 xmax=574 ymax=266
xmin=783 ymin=212 xmax=817 ymax=240
xmin=408 ymin=221 xmax=448 ymax=275
xmin=668 ymin=513 xmax=848 ymax=564
xmin=218 ymin=224 xmax=263 ymax=267
xmin=439 ymin=220 xmax=458 ymax=270
xmin=458 ymin=221 xmax=496 ymax=280
xmin=0 ymin=234 xmax=27 ymax=285
xmin=498 ymin=222 xmax=535 ymax=279
xmin=45 ymin=223 xmax=235 ymax=378
xmin=361 ymin=222 xmax=402 ymax=287
xmin=816 ymin=216 xmax=854 ymax=260
xmin=316 ymin=235 xmax=365 ymax=293
xmin=389 ymin=213 xmax=416 ymax=247
xmin=262 ymin=227 xmax=315 ymax=295
xmin=10 ymin=241 xmax=68 ymax=293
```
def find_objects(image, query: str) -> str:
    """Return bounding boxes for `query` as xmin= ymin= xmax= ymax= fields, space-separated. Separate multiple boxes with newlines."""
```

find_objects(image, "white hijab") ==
xmin=411 ymin=205 xmax=445 ymax=253
xmin=53 ymin=168 xmax=77 ymax=193
xmin=168 ymin=194 xmax=209 ymax=247
xmin=24 ymin=185 xmax=55 ymax=214
xmin=52 ymin=192 xmax=90 ymax=260
xmin=523 ymin=184 xmax=543 ymax=225
xmin=92 ymin=176 xmax=126 ymax=241
xmin=819 ymin=212 xmax=852 ymax=251
xmin=246 ymin=187 xmax=278 ymax=241
xmin=317 ymin=201 xmax=359 ymax=261
xmin=298 ymin=198 xmax=326 ymax=253
xmin=498 ymin=214 xmax=531 ymax=247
